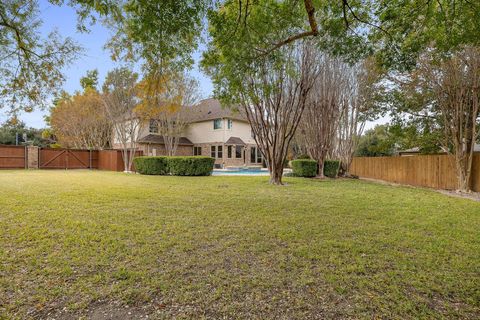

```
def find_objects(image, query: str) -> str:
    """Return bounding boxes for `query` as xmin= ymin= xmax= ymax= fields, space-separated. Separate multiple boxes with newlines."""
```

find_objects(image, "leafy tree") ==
xmin=0 ymin=119 xmax=49 ymax=146
xmin=355 ymin=125 xmax=396 ymax=157
xmin=49 ymin=88 xmax=111 ymax=149
xmin=0 ymin=0 xmax=80 ymax=114
xmin=374 ymin=0 xmax=480 ymax=71
xmin=102 ymin=67 xmax=140 ymax=172
xmin=79 ymin=69 xmax=99 ymax=91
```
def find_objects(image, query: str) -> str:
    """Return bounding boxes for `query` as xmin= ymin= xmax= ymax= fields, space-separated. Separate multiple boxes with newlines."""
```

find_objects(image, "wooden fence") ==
xmin=0 ymin=145 xmax=26 ymax=169
xmin=0 ymin=145 xmax=143 ymax=172
xmin=350 ymin=154 xmax=480 ymax=192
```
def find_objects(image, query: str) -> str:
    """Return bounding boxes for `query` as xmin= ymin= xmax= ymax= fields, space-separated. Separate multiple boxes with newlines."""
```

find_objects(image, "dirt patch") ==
xmin=359 ymin=177 xmax=480 ymax=202
xmin=43 ymin=301 xmax=155 ymax=320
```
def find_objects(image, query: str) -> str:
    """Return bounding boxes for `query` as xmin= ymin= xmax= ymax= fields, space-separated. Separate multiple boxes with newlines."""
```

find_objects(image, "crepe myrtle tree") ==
xmin=102 ymin=67 xmax=141 ymax=173
xmin=239 ymin=42 xmax=319 ymax=185
xmin=137 ymin=71 xmax=200 ymax=156
xmin=404 ymin=47 xmax=480 ymax=192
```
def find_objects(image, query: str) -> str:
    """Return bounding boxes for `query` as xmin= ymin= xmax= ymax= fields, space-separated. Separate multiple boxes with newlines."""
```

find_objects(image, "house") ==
xmin=126 ymin=98 xmax=264 ymax=168
xmin=398 ymin=144 xmax=480 ymax=156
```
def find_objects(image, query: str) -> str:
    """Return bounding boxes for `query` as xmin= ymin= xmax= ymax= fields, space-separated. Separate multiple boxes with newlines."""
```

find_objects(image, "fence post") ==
xmin=26 ymin=146 xmax=40 ymax=169
xmin=24 ymin=145 xmax=27 ymax=169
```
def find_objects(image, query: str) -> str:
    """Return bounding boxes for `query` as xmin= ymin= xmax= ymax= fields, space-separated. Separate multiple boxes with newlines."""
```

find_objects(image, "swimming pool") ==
xmin=212 ymin=168 xmax=292 ymax=176
xmin=212 ymin=169 xmax=270 ymax=176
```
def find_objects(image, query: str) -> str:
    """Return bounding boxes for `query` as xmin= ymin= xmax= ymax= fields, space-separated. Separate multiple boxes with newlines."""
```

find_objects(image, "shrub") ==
xmin=167 ymin=156 xmax=215 ymax=176
xmin=296 ymin=154 xmax=311 ymax=159
xmin=291 ymin=159 xmax=317 ymax=177
xmin=324 ymin=160 xmax=340 ymax=178
xmin=133 ymin=156 xmax=169 ymax=175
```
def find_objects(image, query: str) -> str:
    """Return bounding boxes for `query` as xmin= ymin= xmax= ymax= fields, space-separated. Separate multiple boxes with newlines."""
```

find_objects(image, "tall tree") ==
xmin=0 ymin=0 xmax=80 ymax=113
xmin=300 ymin=54 xmax=349 ymax=178
xmin=331 ymin=57 xmax=383 ymax=174
xmin=102 ymin=67 xmax=140 ymax=172
xmin=404 ymin=47 xmax=480 ymax=192
xmin=137 ymin=71 xmax=200 ymax=156
xmin=239 ymin=42 xmax=318 ymax=185
xmin=49 ymin=88 xmax=111 ymax=149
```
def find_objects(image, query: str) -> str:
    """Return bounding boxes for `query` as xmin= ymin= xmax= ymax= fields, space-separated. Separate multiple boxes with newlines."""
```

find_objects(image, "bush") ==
xmin=167 ymin=156 xmax=215 ymax=176
xmin=291 ymin=159 xmax=317 ymax=177
xmin=324 ymin=160 xmax=340 ymax=178
xmin=134 ymin=156 xmax=169 ymax=175
xmin=296 ymin=154 xmax=311 ymax=159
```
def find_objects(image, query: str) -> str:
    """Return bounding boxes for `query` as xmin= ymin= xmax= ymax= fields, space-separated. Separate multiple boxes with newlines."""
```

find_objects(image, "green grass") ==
xmin=0 ymin=170 xmax=479 ymax=319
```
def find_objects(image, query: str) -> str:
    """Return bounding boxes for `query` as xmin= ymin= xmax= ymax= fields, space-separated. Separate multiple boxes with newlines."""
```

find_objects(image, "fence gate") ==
xmin=39 ymin=148 xmax=95 ymax=169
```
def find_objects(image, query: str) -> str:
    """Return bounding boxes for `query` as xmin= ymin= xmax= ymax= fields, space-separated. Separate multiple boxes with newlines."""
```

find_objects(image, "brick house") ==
xmin=115 ymin=98 xmax=264 ymax=168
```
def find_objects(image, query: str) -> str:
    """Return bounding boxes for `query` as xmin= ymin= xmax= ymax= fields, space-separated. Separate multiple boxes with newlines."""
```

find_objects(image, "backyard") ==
xmin=1 ymin=170 xmax=479 ymax=319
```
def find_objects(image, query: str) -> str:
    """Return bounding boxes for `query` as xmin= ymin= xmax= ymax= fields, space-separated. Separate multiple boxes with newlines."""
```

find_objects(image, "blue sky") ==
xmin=2 ymin=0 xmax=213 ymax=128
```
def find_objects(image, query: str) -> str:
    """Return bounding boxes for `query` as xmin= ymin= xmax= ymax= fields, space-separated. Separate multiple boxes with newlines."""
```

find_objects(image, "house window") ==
xmin=217 ymin=145 xmax=223 ymax=158
xmin=235 ymin=145 xmax=242 ymax=159
xmin=227 ymin=119 xmax=233 ymax=129
xmin=227 ymin=145 xmax=232 ymax=158
xmin=213 ymin=118 xmax=222 ymax=130
xmin=251 ymin=146 xmax=262 ymax=163
xmin=211 ymin=146 xmax=216 ymax=158
xmin=149 ymin=119 xmax=158 ymax=133
xmin=194 ymin=146 xmax=202 ymax=156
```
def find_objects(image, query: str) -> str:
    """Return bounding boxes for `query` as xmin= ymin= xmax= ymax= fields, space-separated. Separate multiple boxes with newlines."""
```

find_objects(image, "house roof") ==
xmin=186 ymin=98 xmax=248 ymax=123
xmin=138 ymin=134 xmax=193 ymax=146
xmin=225 ymin=137 xmax=246 ymax=145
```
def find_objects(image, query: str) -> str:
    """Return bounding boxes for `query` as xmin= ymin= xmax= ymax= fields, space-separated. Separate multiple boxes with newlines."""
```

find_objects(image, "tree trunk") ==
xmin=268 ymin=160 xmax=284 ymax=185
xmin=316 ymin=159 xmax=325 ymax=178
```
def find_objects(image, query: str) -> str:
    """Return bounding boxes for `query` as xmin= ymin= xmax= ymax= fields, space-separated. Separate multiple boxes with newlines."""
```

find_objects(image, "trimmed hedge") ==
xmin=134 ymin=156 xmax=215 ymax=176
xmin=167 ymin=156 xmax=215 ymax=176
xmin=324 ymin=160 xmax=340 ymax=178
xmin=134 ymin=156 xmax=169 ymax=175
xmin=291 ymin=159 xmax=318 ymax=177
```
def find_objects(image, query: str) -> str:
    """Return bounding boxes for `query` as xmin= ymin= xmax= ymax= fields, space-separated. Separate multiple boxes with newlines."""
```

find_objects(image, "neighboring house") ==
xmin=114 ymin=98 xmax=264 ymax=168
xmin=398 ymin=145 xmax=480 ymax=156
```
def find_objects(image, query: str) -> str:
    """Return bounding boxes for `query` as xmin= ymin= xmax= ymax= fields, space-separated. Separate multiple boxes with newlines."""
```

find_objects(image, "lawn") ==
xmin=0 ymin=171 xmax=479 ymax=319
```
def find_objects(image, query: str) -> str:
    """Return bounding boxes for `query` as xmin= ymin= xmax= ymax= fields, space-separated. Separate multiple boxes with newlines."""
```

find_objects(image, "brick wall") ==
xmin=27 ymin=146 xmax=39 ymax=169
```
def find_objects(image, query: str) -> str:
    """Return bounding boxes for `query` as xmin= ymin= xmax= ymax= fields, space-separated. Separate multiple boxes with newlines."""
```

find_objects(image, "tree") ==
xmin=66 ymin=0 xmax=373 ymax=71
xmin=0 ymin=119 xmax=48 ymax=146
xmin=102 ymin=67 xmax=140 ymax=172
xmin=355 ymin=125 xmax=396 ymax=157
xmin=49 ymin=88 xmax=111 ymax=149
xmin=0 ymin=0 xmax=80 ymax=114
xmin=404 ymin=47 xmax=480 ymax=192
xmin=137 ymin=71 xmax=200 ymax=156
xmin=299 ymin=54 xmax=350 ymax=178
xmin=80 ymin=69 xmax=99 ymax=91
xmin=237 ymin=42 xmax=318 ymax=185
xmin=331 ymin=57 xmax=383 ymax=174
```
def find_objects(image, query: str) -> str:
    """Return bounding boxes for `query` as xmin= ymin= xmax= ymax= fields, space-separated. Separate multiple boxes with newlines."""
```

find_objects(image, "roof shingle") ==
xmin=186 ymin=98 xmax=247 ymax=123
xmin=138 ymin=134 xmax=193 ymax=146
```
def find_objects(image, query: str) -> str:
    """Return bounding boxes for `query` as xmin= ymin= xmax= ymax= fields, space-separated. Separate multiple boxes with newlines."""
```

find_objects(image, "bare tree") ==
xmin=102 ymin=67 xmax=140 ymax=172
xmin=413 ymin=47 xmax=480 ymax=192
xmin=300 ymin=55 xmax=349 ymax=178
xmin=140 ymin=72 xmax=200 ymax=156
xmin=239 ymin=42 xmax=318 ymax=185
xmin=331 ymin=58 xmax=380 ymax=175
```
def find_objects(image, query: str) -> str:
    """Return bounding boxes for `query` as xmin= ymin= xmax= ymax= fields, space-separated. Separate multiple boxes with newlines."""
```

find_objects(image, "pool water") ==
xmin=212 ymin=169 xmax=270 ymax=176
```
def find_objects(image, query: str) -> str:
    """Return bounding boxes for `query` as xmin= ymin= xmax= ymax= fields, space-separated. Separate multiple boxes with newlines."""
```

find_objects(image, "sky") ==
xmin=2 ymin=0 xmax=386 ymax=130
